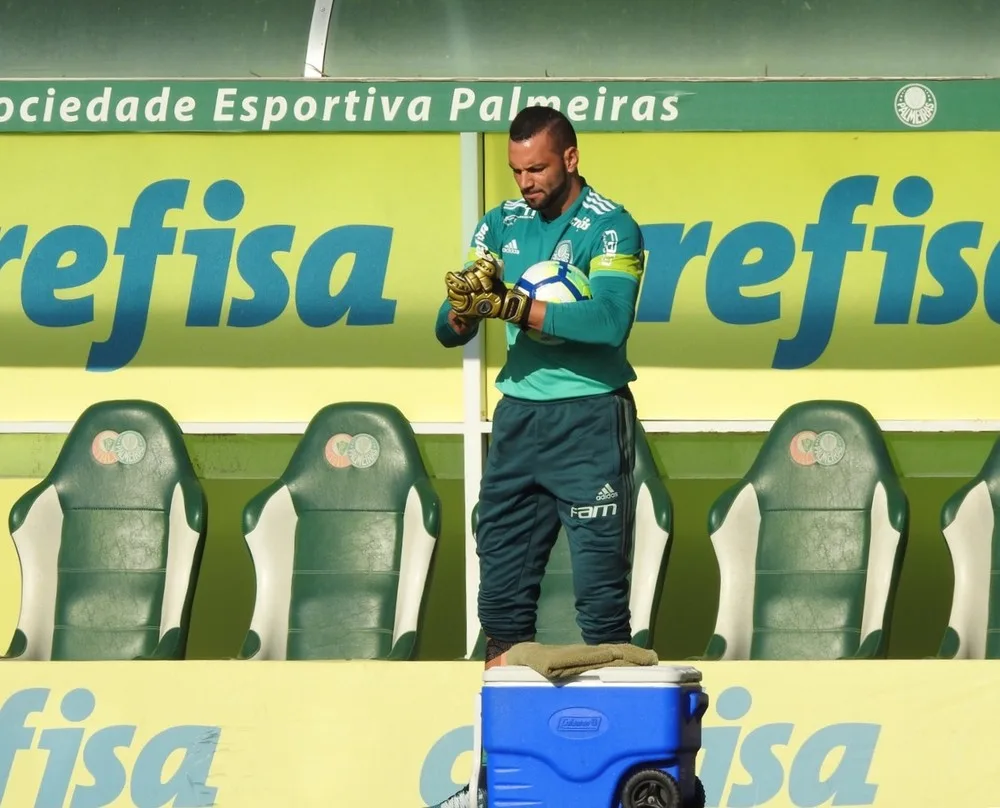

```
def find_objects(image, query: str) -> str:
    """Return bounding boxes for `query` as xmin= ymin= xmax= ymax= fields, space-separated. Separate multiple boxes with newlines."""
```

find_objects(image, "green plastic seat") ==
xmin=3 ymin=400 xmax=207 ymax=661
xmin=937 ymin=436 xmax=1000 ymax=659
xmin=702 ymin=400 xmax=908 ymax=661
xmin=467 ymin=423 xmax=673 ymax=658
xmin=239 ymin=402 xmax=441 ymax=661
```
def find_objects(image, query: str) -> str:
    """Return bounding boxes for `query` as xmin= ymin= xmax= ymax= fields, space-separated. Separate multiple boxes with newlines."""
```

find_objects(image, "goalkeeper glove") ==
xmin=445 ymin=254 xmax=532 ymax=328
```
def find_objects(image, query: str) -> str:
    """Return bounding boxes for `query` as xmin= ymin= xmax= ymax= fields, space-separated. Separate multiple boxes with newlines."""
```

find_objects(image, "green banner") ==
xmin=0 ymin=78 xmax=996 ymax=133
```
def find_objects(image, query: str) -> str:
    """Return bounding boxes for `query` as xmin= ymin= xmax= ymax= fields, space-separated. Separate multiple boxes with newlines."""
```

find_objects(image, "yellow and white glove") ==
xmin=445 ymin=254 xmax=532 ymax=328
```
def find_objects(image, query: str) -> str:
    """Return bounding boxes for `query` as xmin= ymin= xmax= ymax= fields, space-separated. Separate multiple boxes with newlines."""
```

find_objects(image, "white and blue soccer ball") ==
xmin=514 ymin=260 xmax=592 ymax=344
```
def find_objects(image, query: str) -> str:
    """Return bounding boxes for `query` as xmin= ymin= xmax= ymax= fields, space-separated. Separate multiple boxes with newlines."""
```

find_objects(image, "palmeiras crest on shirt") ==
xmin=552 ymin=240 xmax=574 ymax=263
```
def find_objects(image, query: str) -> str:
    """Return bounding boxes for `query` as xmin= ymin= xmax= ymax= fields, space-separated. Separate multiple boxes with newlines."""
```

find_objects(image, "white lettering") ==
xmin=59 ymin=97 xmax=81 ymax=123
xmin=115 ymin=96 xmax=139 ymax=122
xmin=480 ymin=95 xmax=503 ymax=122
xmin=174 ymin=96 xmax=196 ymax=122
xmin=594 ymin=86 xmax=607 ymax=120
xmin=408 ymin=96 xmax=431 ymax=121
xmin=344 ymin=90 xmax=361 ymax=121
xmin=632 ymin=95 xmax=655 ymax=122
xmin=144 ymin=88 xmax=171 ymax=123
xmin=566 ymin=96 xmax=589 ymax=121
xmin=570 ymin=503 xmax=618 ymax=519
xmin=294 ymin=96 xmax=318 ymax=121
xmin=526 ymin=95 xmax=560 ymax=110
xmin=661 ymin=95 xmax=679 ymax=121
xmin=86 ymin=88 xmax=112 ymax=123
xmin=381 ymin=95 xmax=403 ymax=120
xmin=214 ymin=89 xmax=236 ymax=121
xmin=450 ymin=88 xmax=475 ymax=120
xmin=508 ymin=86 xmax=522 ymax=120
xmin=42 ymin=89 xmax=55 ymax=122
xmin=19 ymin=97 xmax=38 ymax=122
xmin=262 ymin=96 xmax=288 ymax=130
xmin=240 ymin=96 xmax=259 ymax=122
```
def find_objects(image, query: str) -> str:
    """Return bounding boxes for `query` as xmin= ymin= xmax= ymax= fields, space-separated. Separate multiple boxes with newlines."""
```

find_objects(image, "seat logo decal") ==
xmin=790 ymin=430 xmax=846 ymax=467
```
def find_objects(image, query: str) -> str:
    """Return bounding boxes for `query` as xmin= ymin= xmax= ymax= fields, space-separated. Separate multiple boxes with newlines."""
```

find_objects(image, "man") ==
xmin=431 ymin=105 xmax=645 ymax=808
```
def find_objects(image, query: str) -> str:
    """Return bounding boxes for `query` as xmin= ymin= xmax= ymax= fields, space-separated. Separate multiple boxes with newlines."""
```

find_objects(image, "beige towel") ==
xmin=504 ymin=641 xmax=659 ymax=680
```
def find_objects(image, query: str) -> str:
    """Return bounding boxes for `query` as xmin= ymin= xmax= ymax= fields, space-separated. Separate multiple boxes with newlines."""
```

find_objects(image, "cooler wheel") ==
xmin=620 ymin=768 xmax=681 ymax=808
xmin=687 ymin=777 xmax=706 ymax=808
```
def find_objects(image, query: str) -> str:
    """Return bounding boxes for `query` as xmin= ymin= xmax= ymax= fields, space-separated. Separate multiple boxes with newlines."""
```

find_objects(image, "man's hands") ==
xmin=445 ymin=254 xmax=532 ymax=329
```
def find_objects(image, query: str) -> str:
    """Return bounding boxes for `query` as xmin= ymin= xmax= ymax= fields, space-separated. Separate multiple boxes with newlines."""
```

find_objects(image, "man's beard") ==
xmin=525 ymin=173 xmax=569 ymax=213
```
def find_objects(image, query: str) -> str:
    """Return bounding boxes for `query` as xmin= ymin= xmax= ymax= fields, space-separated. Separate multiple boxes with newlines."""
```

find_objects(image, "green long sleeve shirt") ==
xmin=436 ymin=183 xmax=645 ymax=400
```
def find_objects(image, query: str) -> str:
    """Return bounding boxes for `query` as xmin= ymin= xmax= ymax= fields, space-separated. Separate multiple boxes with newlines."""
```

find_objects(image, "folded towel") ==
xmin=504 ymin=641 xmax=659 ymax=679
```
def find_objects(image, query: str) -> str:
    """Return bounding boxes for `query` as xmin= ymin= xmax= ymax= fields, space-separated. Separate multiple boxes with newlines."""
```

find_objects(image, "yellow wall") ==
xmin=5 ymin=131 xmax=1000 ymax=424
xmin=484 ymin=131 xmax=1000 ymax=420
xmin=0 ymin=659 xmax=992 ymax=807
xmin=0 ymin=133 xmax=464 ymax=423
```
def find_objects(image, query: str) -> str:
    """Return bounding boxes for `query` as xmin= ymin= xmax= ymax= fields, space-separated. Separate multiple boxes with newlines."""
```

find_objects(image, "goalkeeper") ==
xmin=431 ymin=105 xmax=645 ymax=807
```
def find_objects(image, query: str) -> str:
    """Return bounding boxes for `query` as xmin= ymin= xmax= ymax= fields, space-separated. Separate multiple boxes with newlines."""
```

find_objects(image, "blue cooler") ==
xmin=480 ymin=664 xmax=707 ymax=808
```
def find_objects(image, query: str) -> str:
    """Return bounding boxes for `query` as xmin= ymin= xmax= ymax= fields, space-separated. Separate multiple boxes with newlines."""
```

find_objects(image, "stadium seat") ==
xmin=467 ymin=422 xmax=672 ymax=658
xmin=936 ymin=437 xmax=1000 ymax=659
xmin=238 ymin=402 xmax=441 ymax=661
xmin=2 ymin=400 xmax=207 ymax=661
xmin=701 ymin=400 xmax=908 ymax=661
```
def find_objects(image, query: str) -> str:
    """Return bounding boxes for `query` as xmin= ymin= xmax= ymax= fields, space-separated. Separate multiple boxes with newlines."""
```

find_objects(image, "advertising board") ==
xmin=0 ymin=660 xmax=993 ymax=808
xmin=0 ymin=133 xmax=465 ymax=423
xmin=484 ymin=131 xmax=1000 ymax=420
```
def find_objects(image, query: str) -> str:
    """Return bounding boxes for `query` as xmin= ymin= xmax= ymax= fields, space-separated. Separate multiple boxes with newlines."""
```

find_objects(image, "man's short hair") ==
xmin=509 ymin=105 xmax=577 ymax=152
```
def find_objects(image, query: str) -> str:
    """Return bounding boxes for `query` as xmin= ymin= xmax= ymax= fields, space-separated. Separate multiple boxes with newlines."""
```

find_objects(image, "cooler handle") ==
xmin=687 ymin=690 xmax=710 ymax=722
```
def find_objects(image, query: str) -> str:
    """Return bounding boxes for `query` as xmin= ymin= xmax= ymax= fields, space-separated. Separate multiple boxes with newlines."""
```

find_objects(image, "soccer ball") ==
xmin=514 ymin=260 xmax=592 ymax=344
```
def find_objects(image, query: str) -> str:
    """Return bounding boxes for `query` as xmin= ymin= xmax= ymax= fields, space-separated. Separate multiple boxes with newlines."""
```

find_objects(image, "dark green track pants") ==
xmin=476 ymin=386 xmax=637 ymax=646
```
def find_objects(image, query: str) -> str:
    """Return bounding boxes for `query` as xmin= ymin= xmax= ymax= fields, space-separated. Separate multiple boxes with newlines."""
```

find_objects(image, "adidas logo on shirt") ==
xmin=502 ymin=240 xmax=520 ymax=254
xmin=596 ymin=483 xmax=618 ymax=501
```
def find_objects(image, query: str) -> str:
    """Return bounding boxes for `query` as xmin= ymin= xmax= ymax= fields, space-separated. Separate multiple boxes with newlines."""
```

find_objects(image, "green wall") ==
xmin=0 ymin=0 xmax=315 ymax=78
xmin=2 ymin=0 xmax=998 ymax=79
xmin=325 ymin=0 xmax=1000 ymax=79
xmin=0 ymin=431 xmax=992 ymax=661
